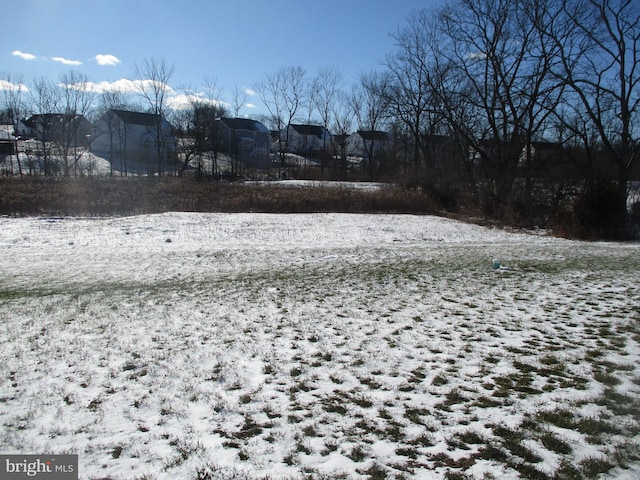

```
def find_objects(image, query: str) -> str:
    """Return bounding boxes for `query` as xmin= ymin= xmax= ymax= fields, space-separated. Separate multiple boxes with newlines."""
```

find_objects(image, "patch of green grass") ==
xmin=535 ymin=408 xmax=577 ymax=429
xmin=435 ymin=388 xmax=466 ymax=411
xmin=233 ymin=416 xmax=263 ymax=440
xmin=381 ymin=423 xmax=405 ymax=442
xmin=456 ymin=429 xmax=485 ymax=446
xmin=556 ymin=458 xmax=582 ymax=479
xmin=395 ymin=446 xmax=419 ymax=459
xmin=322 ymin=398 xmax=348 ymax=415
xmin=513 ymin=360 xmax=538 ymax=374
xmin=358 ymin=463 xmax=389 ymax=480
xmin=492 ymin=425 xmax=543 ymax=464
xmin=351 ymin=393 xmax=373 ymax=408
xmin=409 ymin=433 xmax=435 ymax=447
xmin=593 ymin=369 xmax=622 ymax=386
xmin=472 ymin=395 xmax=503 ymax=408
xmin=596 ymin=387 xmax=639 ymax=416
xmin=512 ymin=462 xmax=549 ymax=480
xmin=403 ymin=406 xmax=429 ymax=425
xmin=575 ymin=415 xmax=622 ymax=440
xmin=359 ymin=376 xmax=382 ymax=389
xmin=348 ymin=444 xmax=368 ymax=462
xmin=579 ymin=455 xmax=614 ymax=478
xmin=541 ymin=431 xmax=572 ymax=454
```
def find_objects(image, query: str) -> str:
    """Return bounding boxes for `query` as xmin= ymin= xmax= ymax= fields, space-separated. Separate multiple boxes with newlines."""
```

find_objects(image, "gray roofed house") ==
xmin=346 ymin=130 xmax=391 ymax=159
xmin=92 ymin=109 xmax=175 ymax=174
xmin=215 ymin=117 xmax=271 ymax=167
xmin=17 ymin=114 xmax=93 ymax=147
xmin=109 ymin=109 xmax=160 ymax=127
xmin=286 ymin=123 xmax=332 ymax=155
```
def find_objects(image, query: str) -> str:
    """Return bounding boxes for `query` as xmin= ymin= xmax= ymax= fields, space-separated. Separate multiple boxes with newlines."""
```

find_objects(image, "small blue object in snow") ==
xmin=492 ymin=259 xmax=501 ymax=269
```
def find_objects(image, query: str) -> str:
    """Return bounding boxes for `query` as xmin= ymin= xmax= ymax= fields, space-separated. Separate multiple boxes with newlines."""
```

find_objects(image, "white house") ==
xmin=92 ymin=109 xmax=175 ymax=173
xmin=285 ymin=124 xmax=332 ymax=156
xmin=215 ymin=117 xmax=271 ymax=166
xmin=346 ymin=130 xmax=391 ymax=159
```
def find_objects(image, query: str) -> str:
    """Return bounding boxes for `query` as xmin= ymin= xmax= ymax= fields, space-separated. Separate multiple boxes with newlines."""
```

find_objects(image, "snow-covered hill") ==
xmin=1 ymin=213 xmax=638 ymax=479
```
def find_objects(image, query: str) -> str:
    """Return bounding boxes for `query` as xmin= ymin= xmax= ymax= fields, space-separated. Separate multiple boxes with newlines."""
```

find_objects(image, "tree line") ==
xmin=250 ymin=0 xmax=639 ymax=236
xmin=1 ymin=0 xmax=638 ymax=237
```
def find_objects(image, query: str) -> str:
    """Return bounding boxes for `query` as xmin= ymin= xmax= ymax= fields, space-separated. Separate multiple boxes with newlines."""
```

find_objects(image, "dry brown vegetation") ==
xmin=0 ymin=177 xmax=439 ymax=217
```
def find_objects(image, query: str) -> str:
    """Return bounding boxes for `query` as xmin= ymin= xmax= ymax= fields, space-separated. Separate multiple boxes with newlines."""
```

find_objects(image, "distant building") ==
xmin=0 ymin=125 xmax=15 ymax=156
xmin=286 ymin=124 xmax=332 ymax=156
xmin=346 ymin=130 xmax=391 ymax=159
xmin=92 ymin=109 xmax=176 ymax=172
xmin=215 ymin=117 xmax=271 ymax=166
xmin=17 ymin=114 xmax=93 ymax=147
xmin=470 ymin=138 xmax=565 ymax=170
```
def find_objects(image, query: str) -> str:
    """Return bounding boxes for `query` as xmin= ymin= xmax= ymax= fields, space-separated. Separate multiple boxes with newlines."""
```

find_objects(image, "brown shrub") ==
xmin=0 ymin=177 xmax=439 ymax=217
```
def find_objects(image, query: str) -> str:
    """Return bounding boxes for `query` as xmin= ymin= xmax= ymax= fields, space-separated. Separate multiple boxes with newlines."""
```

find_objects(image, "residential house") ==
xmin=346 ymin=130 xmax=391 ymax=160
xmin=92 ymin=109 xmax=176 ymax=172
xmin=0 ymin=125 xmax=15 ymax=156
xmin=470 ymin=138 xmax=564 ymax=169
xmin=520 ymin=141 xmax=563 ymax=166
xmin=215 ymin=117 xmax=271 ymax=167
xmin=285 ymin=124 xmax=332 ymax=156
xmin=17 ymin=114 xmax=93 ymax=147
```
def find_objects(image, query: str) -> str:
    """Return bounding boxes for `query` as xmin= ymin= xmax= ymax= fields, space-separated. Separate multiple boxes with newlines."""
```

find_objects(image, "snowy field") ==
xmin=0 ymin=213 xmax=639 ymax=480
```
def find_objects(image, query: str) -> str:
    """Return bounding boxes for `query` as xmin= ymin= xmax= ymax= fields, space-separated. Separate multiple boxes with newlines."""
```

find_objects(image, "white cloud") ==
xmin=59 ymin=78 xmax=133 ymax=93
xmin=244 ymin=88 xmax=257 ymax=97
xmin=0 ymin=79 xmax=29 ymax=92
xmin=12 ymin=50 xmax=36 ymax=61
xmin=467 ymin=51 xmax=488 ymax=60
xmin=52 ymin=56 xmax=82 ymax=66
xmin=63 ymin=78 xmax=178 ymax=97
xmin=166 ymin=92 xmax=228 ymax=111
xmin=95 ymin=54 xmax=121 ymax=66
xmin=59 ymin=78 xmax=234 ymax=112
xmin=245 ymin=103 xmax=257 ymax=109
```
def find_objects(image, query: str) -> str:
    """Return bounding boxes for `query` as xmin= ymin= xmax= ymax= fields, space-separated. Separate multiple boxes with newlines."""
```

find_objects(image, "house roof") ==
xmin=291 ymin=124 xmax=325 ymax=138
xmin=357 ymin=130 xmax=389 ymax=141
xmin=220 ymin=117 xmax=269 ymax=132
xmin=111 ymin=109 xmax=161 ymax=126
xmin=23 ymin=113 xmax=90 ymax=128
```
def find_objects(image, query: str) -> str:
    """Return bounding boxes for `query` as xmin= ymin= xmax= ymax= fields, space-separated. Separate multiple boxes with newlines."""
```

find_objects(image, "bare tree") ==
xmin=200 ymin=78 xmax=227 ymax=175
xmin=330 ymin=90 xmax=356 ymax=178
xmin=419 ymin=0 xmax=561 ymax=214
xmin=135 ymin=57 xmax=175 ymax=175
xmin=311 ymin=66 xmax=343 ymax=175
xmin=170 ymin=104 xmax=199 ymax=176
xmin=387 ymin=12 xmax=445 ymax=172
xmin=231 ymin=84 xmax=248 ymax=118
xmin=174 ymin=82 xmax=227 ymax=176
xmin=254 ymin=65 xmax=307 ymax=177
xmin=1 ymin=72 xmax=27 ymax=175
xmin=542 ymin=0 xmax=639 ymax=226
xmin=352 ymin=71 xmax=392 ymax=179
xmin=57 ymin=71 xmax=96 ymax=176
xmin=97 ymin=89 xmax=131 ymax=175
xmin=29 ymin=77 xmax=58 ymax=175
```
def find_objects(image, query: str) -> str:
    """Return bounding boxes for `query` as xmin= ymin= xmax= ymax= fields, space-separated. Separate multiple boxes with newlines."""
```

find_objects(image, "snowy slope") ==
xmin=0 ymin=213 xmax=639 ymax=479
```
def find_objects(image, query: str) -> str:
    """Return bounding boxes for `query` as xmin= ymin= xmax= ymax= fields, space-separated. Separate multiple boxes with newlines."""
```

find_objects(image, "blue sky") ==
xmin=2 ymin=0 xmax=442 ymax=116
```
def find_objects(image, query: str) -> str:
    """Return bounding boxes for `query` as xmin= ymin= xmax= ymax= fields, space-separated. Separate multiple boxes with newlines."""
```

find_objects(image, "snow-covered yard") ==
xmin=0 ymin=213 xmax=639 ymax=479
